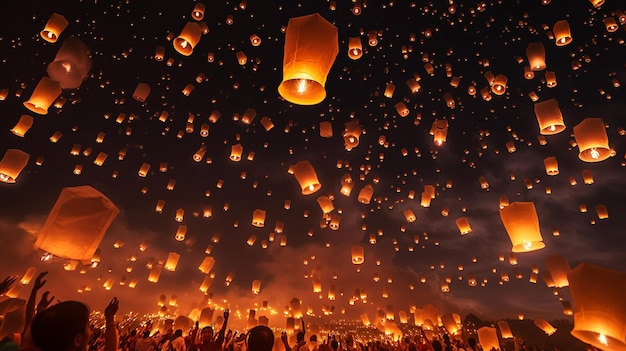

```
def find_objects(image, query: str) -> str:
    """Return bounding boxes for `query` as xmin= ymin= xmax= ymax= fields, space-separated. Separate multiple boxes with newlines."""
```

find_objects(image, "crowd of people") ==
xmin=1 ymin=274 xmax=566 ymax=351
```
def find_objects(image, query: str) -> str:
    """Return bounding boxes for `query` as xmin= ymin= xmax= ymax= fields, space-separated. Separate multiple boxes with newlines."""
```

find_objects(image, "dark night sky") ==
xmin=1 ymin=0 xmax=625 ymax=334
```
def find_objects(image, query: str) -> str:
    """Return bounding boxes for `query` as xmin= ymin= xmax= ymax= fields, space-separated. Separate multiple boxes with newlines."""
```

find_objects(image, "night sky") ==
xmin=1 ymin=0 xmax=625 ymax=333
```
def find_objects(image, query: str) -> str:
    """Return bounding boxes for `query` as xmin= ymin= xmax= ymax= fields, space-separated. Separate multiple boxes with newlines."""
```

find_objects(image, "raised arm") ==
xmin=214 ymin=309 xmax=230 ymax=347
xmin=22 ymin=272 xmax=52 ymax=336
xmin=105 ymin=297 xmax=120 ymax=351
xmin=0 ymin=275 xmax=17 ymax=296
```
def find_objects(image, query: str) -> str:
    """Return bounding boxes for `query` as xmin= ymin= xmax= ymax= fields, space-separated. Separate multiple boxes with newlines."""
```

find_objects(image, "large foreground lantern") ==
xmin=47 ymin=37 xmax=93 ymax=89
xmin=568 ymin=262 xmax=626 ymax=351
xmin=534 ymin=99 xmax=566 ymax=135
xmin=34 ymin=185 xmax=120 ymax=262
xmin=499 ymin=202 xmax=545 ymax=252
xmin=0 ymin=149 xmax=30 ymax=183
xmin=278 ymin=13 xmax=339 ymax=105
xmin=477 ymin=327 xmax=500 ymax=351
xmin=23 ymin=77 xmax=62 ymax=115
xmin=573 ymin=118 xmax=611 ymax=162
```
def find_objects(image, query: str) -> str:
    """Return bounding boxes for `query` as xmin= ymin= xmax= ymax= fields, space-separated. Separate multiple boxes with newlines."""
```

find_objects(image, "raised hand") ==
xmin=105 ymin=297 xmax=119 ymax=318
xmin=0 ymin=276 xmax=17 ymax=295
xmin=33 ymin=271 xmax=49 ymax=291
xmin=36 ymin=291 xmax=55 ymax=311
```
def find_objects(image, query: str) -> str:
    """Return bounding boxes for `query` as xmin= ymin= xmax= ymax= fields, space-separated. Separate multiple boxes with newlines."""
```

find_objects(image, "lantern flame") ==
xmin=62 ymin=62 xmax=72 ymax=73
xmin=590 ymin=148 xmax=600 ymax=160
xmin=297 ymin=79 xmax=310 ymax=94
xmin=598 ymin=334 xmax=608 ymax=346
xmin=180 ymin=40 xmax=188 ymax=49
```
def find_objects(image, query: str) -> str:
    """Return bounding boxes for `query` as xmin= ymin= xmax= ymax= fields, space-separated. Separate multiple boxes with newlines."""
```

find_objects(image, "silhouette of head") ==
xmin=247 ymin=326 xmax=274 ymax=351
xmin=31 ymin=301 xmax=91 ymax=351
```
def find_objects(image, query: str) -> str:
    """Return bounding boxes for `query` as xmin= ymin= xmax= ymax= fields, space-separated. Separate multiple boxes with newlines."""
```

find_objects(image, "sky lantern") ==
xmin=148 ymin=265 xmax=162 ymax=283
xmin=491 ymin=74 xmax=508 ymax=95
xmin=534 ymin=99 xmax=566 ymax=135
xmin=319 ymin=121 xmax=333 ymax=137
xmin=175 ymin=225 xmax=187 ymax=241
xmin=441 ymin=313 xmax=460 ymax=335
xmin=358 ymin=184 xmax=374 ymax=204
xmin=455 ymin=217 xmax=472 ymax=235
xmin=500 ymin=202 xmax=545 ymax=253
xmin=596 ymin=205 xmax=608 ymax=219
xmin=432 ymin=119 xmax=449 ymax=145
xmin=568 ymin=262 xmax=626 ymax=351
xmin=40 ymin=13 xmax=68 ymax=43
xmin=47 ymin=37 xmax=92 ymax=89
xmin=252 ymin=209 xmax=266 ymax=227
xmin=526 ymin=42 xmax=546 ymax=71
xmin=0 ymin=149 xmax=30 ymax=183
xmin=443 ymin=93 xmax=455 ymax=109
xmin=535 ymin=318 xmax=557 ymax=336
xmin=191 ymin=3 xmax=206 ymax=20
xmin=20 ymin=267 xmax=37 ymax=285
xmin=291 ymin=160 xmax=322 ymax=195
xmin=384 ymin=83 xmax=396 ymax=98
xmin=348 ymin=37 xmax=363 ymax=59
xmin=351 ymin=245 xmax=364 ymax=264
xmin=164 ymin=252 xmax=180 ymax=271
xmin=277 ymin=13 xmax=338 ymax=105
xmin=544 ymin=156 xmax=559 ymax=175
xmin=34 ymin=185 xmax=119 ymax=262
xmin=317 ymin=195 xmax=334 ymax=213
xmin=173 ymin=22 xmax=203 ymax=56
xmin=23 ymin=77 xmax=62 ymax=115
xmin=404 ymin=209 xmax=416 ymax=223
xmin=573 ymin=118 xmax=611 ymax=162
xmin=343 ymin=120 xmax=362 ymax=150
xmin=133 ymin=83 xmax=150 ymax=102
xmin=198 ymin=256 xmax=215 ymax=274
xmin=252 ymin=280 xmax=261 ymax=294
xmin=553 ymin=20 xmax=572 ymax=46
xmin=545 ymin=254 xmax=571 ymax=288
xmin=230 ymin=143 xmax=243 ymax=161
xmin=395 ymin=102 xmax=409 ymax=117
xmin=545 ymin=71 xmax=557 ymax=87
xmin=478 ymin=327 xmax=500 ymax=351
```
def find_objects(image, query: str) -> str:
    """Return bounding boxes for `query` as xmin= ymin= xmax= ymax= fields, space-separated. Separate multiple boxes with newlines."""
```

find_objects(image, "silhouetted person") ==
xmin=29 ymin=301 xmax=91 ymax=351
xmin=246 ymin=326 xmax=273 ymax=351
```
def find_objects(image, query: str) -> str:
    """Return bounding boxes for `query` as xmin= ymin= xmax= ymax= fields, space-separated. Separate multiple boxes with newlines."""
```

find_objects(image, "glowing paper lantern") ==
xmin=544 ymin=156 xmax=559 ymax=175
xmin=568 ymin=262 xmax=626 ymax=351
xmin=47 ymin=37 xmax=92 ymax=89
xmin=0 ymin=149 xmax=30 ymax=183
xmin=455 ymin=217 xmax=472 ymax=235
xmin=545 ymin=254 xmax=571 ymax=288
xmin=348 ymin=37 xmax=363 ymax=59
xmin=573 ymin=118 xmax=611 ymax=162
xmin=596 ymin=205 xmax=609 ymax=219
xmin=291 ymin=160 xmax=322 ymax=195
xmin=11 ymin=115 xmax=34 ymax=137
xmin=351 ymin=245 xmax=364 ymax=264
xmin=432 ymin=119 xmax=449 ymax=145
xmin=316 ymin=195 xmax=334 ymax=213
xmin=526 ymin=42 xmax=546 ymax=71
xmin=133 ymin=83 xmax=151 ymax=102
xmin=175 ymin=225 xmax=187 ymax=241
xmin=278 ymin=13 xmax=338 ymax=105
xmin=534 ymin=99 xmax=566 ymax=135
xmin=478 ymin=327 xmax=500 ymax=351
xmin=191 ymin=3 xmax=206 ymax=20
xmin=491 ymin=74 xmax=508 ymax=95
xmin=535 ymin=318 xmax=557 ymax=336
xmin=174 ymin=22 xmax=204 ymax=56
xmin=164 ymin=252 xmax=180 ymax=271
xmin=319 ymin=121 xmax=333 ymax=137
xmin=34 ymin=186 xmax=119 ymax=262
xmin=498 ymin=320 xmax=514 ymax=338
xmin=500 ymin=202 xmax=545 ymax=253
xmin=40 ymin=13 xmax=68 ymax=43
xmin=230 ymin=143 xmax=244 ymax=161
xmin=358 ymin=184 xmax=374 ymax=204
xmin=553 ymin=20 xmax=572 ymax=46
xmin=23 ymin=77 xmax=62 ymax=115
xmin=148 ymin=265 xmax=162 ymax=283
xmin=252 ymin=209 xmax=266 ymax=227
xmin=199 ymin=256 xmax=216 ymax=274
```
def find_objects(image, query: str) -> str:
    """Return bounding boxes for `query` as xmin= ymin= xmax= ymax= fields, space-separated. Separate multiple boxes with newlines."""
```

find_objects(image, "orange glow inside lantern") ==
xmin=534 ymin=98 xmax=566 ymax=135
xmin=164 ymin=252 xmax=180 ymax=271
xmin=573 ymin=118 xmax=611 ymax=162
xmin=478 ymin=327 xmax=500 ymax=351
xmin=499 ymin=202 xmax=545 ymax=252
xmin=534 ymin=318 xmax=557 ymax=336
xmin=491 ymin=74 xmax=508 ymax=95
xmin=526 ymin=42 xmax=546 ymax=71
xmin=252 ymin=209 xmax=266 ymax=227
xmin=455 ymin=217 xmax=472 ymax=235
xmin=133 ymin=83 xmax=151 ymax=102
xmin=192 ymin=3 xmax=206 ymax=20
xmin=292 ymin=160 xmax=322 ymax=195
xmin=23 ymin=77 xmax=62 ymax=115
xmin=34 ymin=186 xmax=119 ymax=262
xmin=230 ymin=143 xmax=244 ymax=161
xmin=545 ymin=254 xmax=571 ymax=288
xmin=348 ymin=37 xmax=363 ymax=60
xmin=544 ymin=156 xmax=559 ymax=175
xmin=41 ymin=13 xmax=69 ymax=43
xmin=351 ymin=245 xmax=364 ymax=264
xmin=175 ymin=225 xmax=187 ymax=241
xmin=47 ymin=37 xmax=93 ymax=89
xmin=553 ymin=20 xmax=572 ymax=46
xmin=0 ymin=149 xmax=30 ymax=183
xmin=358 ymin=184 xmax=374 ymax=204
xmin=174 ymin=22 xmax=203 ymax=56
xmin=278 ymin=13 xmax=338 ymax=105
